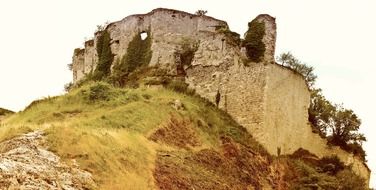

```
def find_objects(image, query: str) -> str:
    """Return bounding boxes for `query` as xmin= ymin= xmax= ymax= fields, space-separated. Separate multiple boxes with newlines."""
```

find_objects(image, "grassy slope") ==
xmin=0 ymin=82 xmax=368 ymax=190
xmin=0 ymin=107 xmax=14 ymax=116
xmin=1 ymin=82 xmax=268 ymax=189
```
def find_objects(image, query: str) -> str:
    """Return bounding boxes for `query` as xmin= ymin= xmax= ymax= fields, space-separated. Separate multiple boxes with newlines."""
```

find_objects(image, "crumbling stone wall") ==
xmin=72 ymin=8 xmax=228 ymax=82
xmin=72 ymin=49 xmax=85 ymax=82
xmin=83 ymin=40 xmax=96 ymax=74
xmin=254 ymin=15 xmax=276 ymax=64
xmin=71 ymin=8 xmax=370 ymax=184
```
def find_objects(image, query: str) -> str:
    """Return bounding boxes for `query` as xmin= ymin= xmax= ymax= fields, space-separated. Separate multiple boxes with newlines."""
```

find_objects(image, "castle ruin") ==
xmin=71 ymin=8 xmax=370 ymax=184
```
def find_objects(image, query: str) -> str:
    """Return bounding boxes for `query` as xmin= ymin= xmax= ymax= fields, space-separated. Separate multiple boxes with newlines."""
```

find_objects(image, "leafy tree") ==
xmin=309 ymin=90 xmax=366 ymax=160
xmin=328 ymin=105 xmax=366 ymax=148
xmin=277 ymin=52 xmax=317 ymax=89
xmin=309 ymin=89 xmax=335 ymax=137
xmin=277 ymin=51 xmax=294 ymax=66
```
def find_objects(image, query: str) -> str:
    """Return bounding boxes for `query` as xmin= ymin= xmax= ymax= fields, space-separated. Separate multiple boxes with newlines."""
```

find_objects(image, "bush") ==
xmin=112 ymin=31 xmax=152 ymax=86
xmin=244 ymin=20 xmax=266 ymax=62
xmin=344 ymin=143 xmax=366 ymax=161
xmin=291 ymin=160 xmax=339 ymax=190
xmin=336 ymin=169 xmax=367 ymax=190
xmin=195 ymin=10 xmax=207 ymax=16
xmin=216 ymin=26 xmax=241 ymax=46
xmin=93 ymin=30 xmax=114 ymax=81
xmin=64 ymin=82 xmax=74 ymax=92
xmin=174 ymin=39 xmax=199 ymax=76
xmin=87 ymin=82 xmax=112 ymax=102
xmin=318 ymin=156 xmax=345 ymax=175
xmin=164 ymin=80 xmax=195 ymax=95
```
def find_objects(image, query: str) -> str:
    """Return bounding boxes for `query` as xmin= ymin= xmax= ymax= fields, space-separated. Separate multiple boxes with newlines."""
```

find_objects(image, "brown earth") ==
xmin=153 ymin=136 xmax=279 ymax=190
xmin=149 ymin=115 xmax=201 ymax=149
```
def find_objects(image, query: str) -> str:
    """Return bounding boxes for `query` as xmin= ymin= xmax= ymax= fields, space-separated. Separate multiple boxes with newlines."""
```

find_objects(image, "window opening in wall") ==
xmin=140 ymin=31 xmax=148 ymax=40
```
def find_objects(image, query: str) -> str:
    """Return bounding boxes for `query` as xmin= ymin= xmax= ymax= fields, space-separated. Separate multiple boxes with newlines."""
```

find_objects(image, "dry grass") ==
xmin=1 ymin=82 xmax=269 ymax=189
xmin=0 ymin=82 xmax=366 ymax=189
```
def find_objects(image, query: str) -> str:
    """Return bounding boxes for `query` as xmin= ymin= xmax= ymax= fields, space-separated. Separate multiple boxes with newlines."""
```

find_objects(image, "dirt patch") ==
xmin=153 ymin=136 xmax=274 ymax=190
xmin=269 ymin=158 xmax=299 ymax=190
xmin=149 ymin=115 xmax=201 ymax=149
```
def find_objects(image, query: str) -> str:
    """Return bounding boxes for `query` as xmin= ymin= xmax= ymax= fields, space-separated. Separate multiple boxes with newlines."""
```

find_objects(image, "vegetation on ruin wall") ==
xmin=112 ymin=31 xmax=152 ymax=86
xmin=215 ymin=25 xmax=241 ymax=46
xmin=174 ymin=39 xmax=199 ymax=76
xmin=244 ymin=20 xmax=266 ymax=62
xmin=93 ymin=30 xmax=114 ymax=81
xmin=277 ymin=52 xmax=367 ymax=161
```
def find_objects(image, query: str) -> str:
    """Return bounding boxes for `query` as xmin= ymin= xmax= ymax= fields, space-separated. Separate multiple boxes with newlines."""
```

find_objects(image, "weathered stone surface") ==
xmin=72 ymin=8 xmax=229 ymax=83
xmin=0 ymin=131 xmax=96 ymax=189
xmin=71 ymin=8 xmax=370 ymax=184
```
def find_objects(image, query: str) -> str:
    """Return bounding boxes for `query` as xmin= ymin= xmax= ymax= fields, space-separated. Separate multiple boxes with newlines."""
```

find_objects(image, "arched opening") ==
xmin=140 ymin=31 xmax=148 ymax=40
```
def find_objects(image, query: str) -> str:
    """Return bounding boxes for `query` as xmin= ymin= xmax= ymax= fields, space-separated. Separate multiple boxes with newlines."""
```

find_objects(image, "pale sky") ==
xmin=0 ymin=0 xmax=375 ymax=187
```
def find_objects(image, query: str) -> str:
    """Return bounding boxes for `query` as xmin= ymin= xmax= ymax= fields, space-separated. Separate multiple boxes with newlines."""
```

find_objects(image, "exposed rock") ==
xmin=0 ymin=131 xmax=96 ymax=189
xmin=172 ymin=99 xmax=183 ymax=110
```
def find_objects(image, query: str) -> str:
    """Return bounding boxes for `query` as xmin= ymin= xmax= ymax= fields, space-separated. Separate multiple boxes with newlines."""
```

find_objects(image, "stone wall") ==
xmin=72 ymin=49 xmax=85 ymax=82
xmin=262 ymin=64 xmax=370 ymax=184
xmin=71 ymin=8 xmax=370 ymax=184
xmin=72 ymin=8 xmax=228 ymax=82
xmin=254 ymin=15 xmax=276 ymax=64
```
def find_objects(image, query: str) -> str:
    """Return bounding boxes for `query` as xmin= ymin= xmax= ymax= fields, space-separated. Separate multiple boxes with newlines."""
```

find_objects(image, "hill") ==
xmin=0 ymin=107 xmax=14 ymax=116
xmin=0 ymin=82 xmax=367 ymax=189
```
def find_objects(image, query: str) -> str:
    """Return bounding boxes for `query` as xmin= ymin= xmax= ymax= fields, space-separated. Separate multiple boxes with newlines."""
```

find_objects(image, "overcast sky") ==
xmin=0 ymin=0 xmax=375 ymax=187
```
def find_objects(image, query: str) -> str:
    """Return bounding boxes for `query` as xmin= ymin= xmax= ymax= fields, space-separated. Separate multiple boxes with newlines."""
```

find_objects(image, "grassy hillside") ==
xmin=0 ymin=82 xmax=368 ymax=189
xmin=0 ymin=107 xmax=14 ymax=116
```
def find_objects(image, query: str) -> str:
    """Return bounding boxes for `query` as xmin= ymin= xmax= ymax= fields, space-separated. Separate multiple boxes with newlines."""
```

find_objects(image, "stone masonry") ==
xmin=71 ymin=8 xmax=370 ymax=184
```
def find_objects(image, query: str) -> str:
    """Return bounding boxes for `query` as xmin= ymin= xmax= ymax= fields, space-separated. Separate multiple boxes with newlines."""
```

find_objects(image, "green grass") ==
xmin=1 ymin=81 xmax=365 ymax=189
xmin=1 ymin=81 xmax=266 ymax=189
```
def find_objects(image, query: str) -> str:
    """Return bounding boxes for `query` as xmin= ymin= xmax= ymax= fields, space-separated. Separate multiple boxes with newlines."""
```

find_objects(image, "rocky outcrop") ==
xmin=0 ymin=131 xmax=96 ymax=189
xmin=71 ymin=8 xmax=370 ymax=184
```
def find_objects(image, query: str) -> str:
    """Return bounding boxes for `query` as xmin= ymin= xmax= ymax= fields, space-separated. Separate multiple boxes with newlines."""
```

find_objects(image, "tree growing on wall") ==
xmin=195 ymin=10 xmax=207 ymax=16
xmin=244 ymin=20 xmax=266 ymax=62
xmin=277 ymin=52 xmax=366 ymax=161
xmin=93 ymin=30 xmax=113 ymax=81
xmin=277 ymin=52 xmax=317 ymax=89
xmin=112 ymin=31 xmax=152 ymax=86
xmin=308 ymin=89 xmax=334 ymax=137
